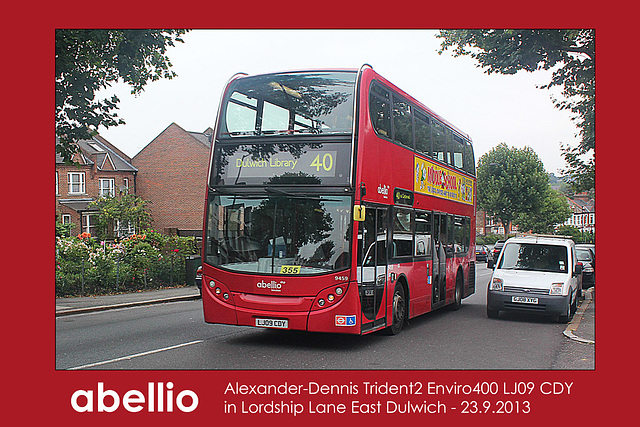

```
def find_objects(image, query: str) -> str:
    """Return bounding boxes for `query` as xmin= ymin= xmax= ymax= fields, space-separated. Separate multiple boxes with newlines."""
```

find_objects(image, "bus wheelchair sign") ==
xmin=335 ymin=315 xmax=356 ymax=326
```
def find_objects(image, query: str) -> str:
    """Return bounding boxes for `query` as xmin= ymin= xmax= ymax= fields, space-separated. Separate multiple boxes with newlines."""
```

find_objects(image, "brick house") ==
xmin=56 ymin=134 xmax=138 ymax=236
xmin=563 ymin=192 xmax=595 ymax=233
xmin=132 ymin=123 xmax=212 ymax=237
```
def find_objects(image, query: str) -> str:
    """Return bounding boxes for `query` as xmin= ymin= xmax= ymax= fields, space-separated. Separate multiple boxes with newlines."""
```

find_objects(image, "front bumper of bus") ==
xmin=202 ymin=279 xmax=362 ymax=334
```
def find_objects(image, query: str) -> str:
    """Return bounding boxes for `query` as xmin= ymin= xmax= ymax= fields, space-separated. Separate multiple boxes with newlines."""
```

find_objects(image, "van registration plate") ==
xmin=512 ymin=296 xmax=539 ymax=304
xmin=255 ymin=318 xmax=289 ymax=329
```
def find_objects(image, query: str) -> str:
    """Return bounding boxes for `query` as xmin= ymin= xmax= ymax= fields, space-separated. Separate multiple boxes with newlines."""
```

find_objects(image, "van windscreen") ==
xmin=498 ymin=243 xmax=568 ymax=273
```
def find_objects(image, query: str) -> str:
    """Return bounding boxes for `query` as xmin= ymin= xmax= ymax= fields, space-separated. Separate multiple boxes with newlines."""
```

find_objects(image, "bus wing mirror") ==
xmin=353 ymin=205 xmax=366 ymax=222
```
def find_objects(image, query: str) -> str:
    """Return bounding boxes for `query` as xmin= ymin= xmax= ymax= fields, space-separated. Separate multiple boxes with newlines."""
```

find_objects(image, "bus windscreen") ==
xmin=218 ymin=71 xmax=357 ymax=137
xmin=204 ymin=195 xmax=352 ymax=275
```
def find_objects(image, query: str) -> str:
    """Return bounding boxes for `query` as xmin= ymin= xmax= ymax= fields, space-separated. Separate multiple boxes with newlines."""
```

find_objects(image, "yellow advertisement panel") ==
xmin=414 ymin=157 xmax=474 ymax=205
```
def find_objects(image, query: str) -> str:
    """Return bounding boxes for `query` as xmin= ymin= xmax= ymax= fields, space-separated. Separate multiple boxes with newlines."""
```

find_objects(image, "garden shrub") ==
xmin=55 ymin=230 xmax=199 ymax=297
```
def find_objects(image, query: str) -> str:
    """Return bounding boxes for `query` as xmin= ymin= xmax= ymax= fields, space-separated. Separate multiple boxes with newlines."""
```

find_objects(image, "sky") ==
xmin=97 ymin=29 xmax=579 ymax=175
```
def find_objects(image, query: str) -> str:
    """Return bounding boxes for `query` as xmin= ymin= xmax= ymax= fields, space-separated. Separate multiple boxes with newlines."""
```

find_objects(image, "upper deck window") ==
xmin=219 ymin=72 xmax=357 ymax=138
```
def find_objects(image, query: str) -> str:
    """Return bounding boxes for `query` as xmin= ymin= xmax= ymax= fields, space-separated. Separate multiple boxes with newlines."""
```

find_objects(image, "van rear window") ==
xmin=498 ymin=243 xmax=568 ymax=273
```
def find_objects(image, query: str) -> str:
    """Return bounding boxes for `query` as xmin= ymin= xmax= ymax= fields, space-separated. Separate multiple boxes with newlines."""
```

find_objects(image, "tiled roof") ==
xmin=188 ymin=131 xmax=212 ymax=149
xmin=56 ymin=135 xmax=137 ymax=172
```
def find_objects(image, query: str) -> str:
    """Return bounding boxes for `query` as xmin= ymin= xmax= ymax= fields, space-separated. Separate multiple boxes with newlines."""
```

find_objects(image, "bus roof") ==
xmin=224 ymin=65 xmax=471 ymax=142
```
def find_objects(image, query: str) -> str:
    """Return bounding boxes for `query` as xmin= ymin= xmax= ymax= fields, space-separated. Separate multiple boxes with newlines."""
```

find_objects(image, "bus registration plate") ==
xmin=255 ymin=318 xmax=289 ymax=329
xmin=511 ymin=296 xmax=539 ymax=304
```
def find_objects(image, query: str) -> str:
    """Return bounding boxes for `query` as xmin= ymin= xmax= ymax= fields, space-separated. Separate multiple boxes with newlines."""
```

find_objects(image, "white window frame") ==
xmin=81 ymin=213 xmax=97 ymax=236
xmin=61 ymin=214 xmax=71 ymax=224
xmin=87 ymin=142 xmax=104 ymax=152
xmin=115 ymin=220 xmax=136 ymax=238
xmin=99 ymin=178 xmax=116 ymax=197
xmin=68 ymin=172 xmax=86 ymax=194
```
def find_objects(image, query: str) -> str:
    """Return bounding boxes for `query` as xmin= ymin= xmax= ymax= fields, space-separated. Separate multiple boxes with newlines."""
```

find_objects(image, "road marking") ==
xmin=563 ymin=288 xmax=594 ymax=344
xmin=67 ymin=340 xmax=204 ymax=370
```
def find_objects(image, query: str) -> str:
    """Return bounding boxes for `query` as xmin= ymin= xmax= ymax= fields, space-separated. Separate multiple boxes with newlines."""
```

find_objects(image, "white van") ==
xmin=486 ymin=235 xmax=582 ymax=322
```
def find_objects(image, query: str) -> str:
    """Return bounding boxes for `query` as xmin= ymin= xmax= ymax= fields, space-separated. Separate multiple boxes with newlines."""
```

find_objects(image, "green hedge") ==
xmin=55 ymin=230 xmax=199 ymax=297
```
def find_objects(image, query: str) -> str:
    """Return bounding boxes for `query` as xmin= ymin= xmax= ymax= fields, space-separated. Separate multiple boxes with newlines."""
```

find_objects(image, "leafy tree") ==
xmin=90 ymin=193 xmax=152 ymax=240
xmin=556 ymin=225 xmax=582 ymax=242
xmin=556 ymin=225 xmax=594 ymax=244
xmin=55 ymin=216 xmax=73 ymax=238
xmin=477 ymin=143 xmax=549 ymax=239
xmin=515 ymin=189 xmax=572 ymax=234
xmin=437 ymin=29 xmax=594 ymax=192
xmin=55 ymin=29 xmax=188 ymax=162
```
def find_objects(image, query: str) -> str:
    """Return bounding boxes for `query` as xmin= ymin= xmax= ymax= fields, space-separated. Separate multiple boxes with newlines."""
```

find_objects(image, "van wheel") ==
xmin=385 ymin=283 xmax=406 ymax=335
xmin=558 ymin=292 xmax=574 ymax=323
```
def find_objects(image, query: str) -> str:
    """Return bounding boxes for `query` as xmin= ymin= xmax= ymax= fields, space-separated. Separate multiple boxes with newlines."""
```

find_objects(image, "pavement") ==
xmin=563 ymin=286 xmax=595 ymax=344
xmin=55 ymin=284 xmax=595 ymax=345
xmin=55 ymin=285 xmax=201 ymax=317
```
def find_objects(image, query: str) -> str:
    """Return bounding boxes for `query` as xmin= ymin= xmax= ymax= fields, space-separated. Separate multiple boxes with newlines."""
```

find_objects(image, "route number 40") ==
xmin=311 ymin=153 xmax=334 ymax=172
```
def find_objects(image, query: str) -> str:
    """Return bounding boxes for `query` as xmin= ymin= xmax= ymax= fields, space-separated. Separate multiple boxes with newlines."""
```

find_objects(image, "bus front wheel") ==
xmin=386 ymin=283 xmax=406 ymax=335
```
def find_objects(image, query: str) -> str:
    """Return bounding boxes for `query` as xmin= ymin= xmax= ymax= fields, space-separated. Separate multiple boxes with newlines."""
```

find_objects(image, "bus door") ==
xmin=357 ymin=206 xmax=388 ymax=332
xmin=431 ymin=212 xmax=447 ymax=307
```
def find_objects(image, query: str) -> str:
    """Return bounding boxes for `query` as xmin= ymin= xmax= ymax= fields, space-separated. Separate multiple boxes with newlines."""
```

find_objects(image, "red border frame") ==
xmin=8 ymin=7 xmax=625 ymax=425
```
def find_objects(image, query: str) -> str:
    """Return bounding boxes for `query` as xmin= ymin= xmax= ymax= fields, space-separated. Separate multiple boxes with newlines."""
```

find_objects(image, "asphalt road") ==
xmin=55 ymin=264 xmax=594 ymax=370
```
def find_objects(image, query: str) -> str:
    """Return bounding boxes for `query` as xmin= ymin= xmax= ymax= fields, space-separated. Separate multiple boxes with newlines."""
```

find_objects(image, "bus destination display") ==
xmin=214 ymin=143 xmax=351 ymax=186
xmin=231 ymin=150 xmax=337 ymax=178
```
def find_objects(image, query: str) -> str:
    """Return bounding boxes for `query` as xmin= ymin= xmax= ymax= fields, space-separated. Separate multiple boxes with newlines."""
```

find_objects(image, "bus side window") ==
xmin=370 ymin=83 xmax=392 ymax=137
xmin=452 ymin=134 xmax=464 ymax=169
xmin=392 ymin=208 xmax=414 ymax=258
xmin=414 ymin=111 xmax=432 ymax=157
xmin=463 ymin=140 xmax=475 ymax=175
xmin=432 ymin=121 xmax=447 ymax=163
xmin=392 ymin=96 xmax=414 ymax=149
xmin=415 ymin=211 xmax=432 ymax=257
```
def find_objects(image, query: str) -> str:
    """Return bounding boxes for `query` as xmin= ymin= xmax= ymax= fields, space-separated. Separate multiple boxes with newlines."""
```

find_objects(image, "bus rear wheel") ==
xmin=450 ymin=273 xmax=463 ymax=310
xmin=386 ymin=283 xmax=406 ymax=335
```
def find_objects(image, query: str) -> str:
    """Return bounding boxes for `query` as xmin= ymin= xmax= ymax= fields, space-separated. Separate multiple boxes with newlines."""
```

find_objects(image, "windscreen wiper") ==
xmin=265 ymin=187 xmax=341 ymax=202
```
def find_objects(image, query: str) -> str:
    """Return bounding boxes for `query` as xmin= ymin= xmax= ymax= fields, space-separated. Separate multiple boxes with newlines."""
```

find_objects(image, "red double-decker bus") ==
xmin=202 ymin=65 xmax=476 ymax=335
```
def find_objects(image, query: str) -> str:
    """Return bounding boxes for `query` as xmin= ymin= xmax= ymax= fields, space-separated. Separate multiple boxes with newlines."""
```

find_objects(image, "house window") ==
xmin=115 ymin=220 xmax=135 ymax=238
xmin=68 ymin=172 xmax=85 ymax=194
xmin=61 ymin=214 xmax=71 ymax=224
xmin=99 ymin=178 xmax=116 ymax=197
xmin=123 ymin=178 xmax=130 ymax=193
xmin=81 ymin=213 xmax=97 ymax=236
xmin=56 ymin=172 xmax=59 ymax=195
xmin=87 ymin=142 xmax=104 ymax=152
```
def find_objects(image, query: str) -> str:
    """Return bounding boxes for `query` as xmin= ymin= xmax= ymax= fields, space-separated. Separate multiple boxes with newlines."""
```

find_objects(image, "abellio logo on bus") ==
xmin=257 ymin=280 xmax=285 ymax=292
